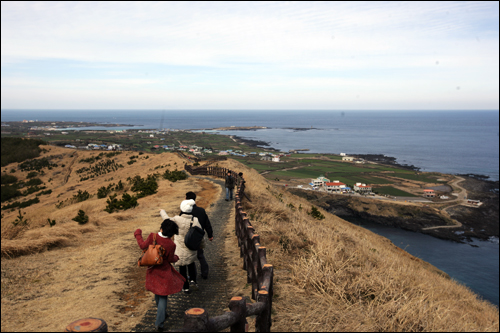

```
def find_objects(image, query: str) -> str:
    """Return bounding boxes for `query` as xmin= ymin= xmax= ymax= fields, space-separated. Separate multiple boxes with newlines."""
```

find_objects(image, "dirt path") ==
xmin=62 ymin=151 xmax=78 ymax=185
xmin=133 ymin=176 xmax=234 ymax=331
xmin=421 ymin=176 xmax=466 ymax=231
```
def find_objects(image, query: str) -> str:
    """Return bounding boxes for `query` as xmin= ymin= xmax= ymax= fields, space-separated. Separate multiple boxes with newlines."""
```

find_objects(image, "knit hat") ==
xmin=180 ymin=199 xmax=195 ymax=213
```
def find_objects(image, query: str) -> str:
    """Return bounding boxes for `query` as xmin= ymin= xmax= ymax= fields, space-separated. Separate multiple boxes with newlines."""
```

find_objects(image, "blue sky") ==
xmin=1 ymin=1 xmax=499 ymax=110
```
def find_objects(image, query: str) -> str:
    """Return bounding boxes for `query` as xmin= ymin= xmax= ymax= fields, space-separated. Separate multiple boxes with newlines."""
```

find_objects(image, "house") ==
xmin=325 ymin=181 xmax=346 ymax=192
xmin=218 ymin=151 xmax=229 ymax=156
xmin=354 ymin=183 xmax=371 ymax=192
xmin=423 ymin=189 xmax=436 ymax=198
xmin=342 ymin=156 xmax=354 ymax=162
xmin=272 ymin=156 xmax=280 ymax=162
xmin=261 ymin=156 xmax=272 ymax=161
xmin=340 ymin=153 xmax=346 ymax=156
xmin=312 ymin=176 xmax=330 ymax=187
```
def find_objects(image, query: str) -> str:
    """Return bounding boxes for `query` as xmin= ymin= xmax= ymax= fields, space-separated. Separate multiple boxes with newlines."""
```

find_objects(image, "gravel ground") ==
xmin=132 ymin=177 xmax=234 ymax=332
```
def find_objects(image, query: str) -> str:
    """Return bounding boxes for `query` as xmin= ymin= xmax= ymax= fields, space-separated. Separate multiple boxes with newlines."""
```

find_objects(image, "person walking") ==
xmin=160 ymin=199 xmax=201 ymax=293
xmin=225 ymin=170 xmax=235 ymax=201
xmin=134 ymin=219 xmax=185 ymax=331
xmin=185 ymin=191 xmax=213 ymax=279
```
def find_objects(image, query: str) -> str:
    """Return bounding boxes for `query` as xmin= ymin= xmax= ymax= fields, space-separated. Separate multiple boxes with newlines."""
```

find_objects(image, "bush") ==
xmin=12 ymin=209 xmax=28 ymax=226
xmin=308 ymin=206 xmax=325 ymax=220
xmin=25 ymin=178 xmax=43 ymax=186
xmin=1 ymin=184 xmax=22 ymax=202
xmin=26 ymin=171 xmax=38 ymax=178
xmin=129 ymin=174 xmax=159 ymax=198
xmin=1 ymin=174 xmax=18 ymax=184
xmin=72 ymin=209 xmax=89 ymax=224
xmin=1 ymin=137 xmax=45 ymax=167
xmin=47 ymin=218 xmax=56 ymax=227
xmin=1 ymin=197 xmax=40 ymax=210
xmin=104 ymin=193 xmax=138 ymax=213
xmin=162 ymin=169 xmax=187 ymax=182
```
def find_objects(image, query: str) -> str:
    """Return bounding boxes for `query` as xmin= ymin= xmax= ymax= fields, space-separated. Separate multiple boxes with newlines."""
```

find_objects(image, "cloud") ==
xmin=1 ymin=1 xmax=498 ymax=109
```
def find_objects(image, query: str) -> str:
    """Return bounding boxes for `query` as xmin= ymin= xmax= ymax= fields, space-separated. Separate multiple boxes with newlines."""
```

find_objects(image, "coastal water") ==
xmin=346 ymin=217 xmax=499 ymax=307
xmin=2 ymin=109 xmax=499 ymax=305
xmin=2 ymin=110 xmax=498 ymax=180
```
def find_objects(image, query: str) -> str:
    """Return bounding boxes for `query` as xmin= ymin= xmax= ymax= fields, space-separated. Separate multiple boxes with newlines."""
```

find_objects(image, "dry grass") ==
xmin=1 ymin=147 xmax=222 ymax=332
xmin=2 ymin=151 xmax=498 ymax=332
xmin=217 ymin=159 xmax=499 ymax=332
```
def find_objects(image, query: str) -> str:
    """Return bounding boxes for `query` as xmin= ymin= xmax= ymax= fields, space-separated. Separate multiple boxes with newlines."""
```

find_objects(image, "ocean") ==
xmin=2 ymin=109 xmax=499 ymax=306
xmin=2 ymin=109 xmax=498 ymax=180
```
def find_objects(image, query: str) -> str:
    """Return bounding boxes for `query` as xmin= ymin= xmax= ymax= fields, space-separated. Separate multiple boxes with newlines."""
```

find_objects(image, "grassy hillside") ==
xmin=217 ymin=159 xmax=499 ymax=332
xmin=1 ymin=148 xmax=498 ymax=332
xmin=1 ymin=146 xmax=221 ymax=331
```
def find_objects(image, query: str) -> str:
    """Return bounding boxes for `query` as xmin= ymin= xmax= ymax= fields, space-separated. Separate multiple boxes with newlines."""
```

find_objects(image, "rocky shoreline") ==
xmin=289 ymin=177 xmax=499 ymax=245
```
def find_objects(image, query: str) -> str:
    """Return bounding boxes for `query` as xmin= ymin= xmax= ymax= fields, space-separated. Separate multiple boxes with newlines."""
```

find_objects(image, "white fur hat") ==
xmin=180 ymin=199 xmax=195 ymax=213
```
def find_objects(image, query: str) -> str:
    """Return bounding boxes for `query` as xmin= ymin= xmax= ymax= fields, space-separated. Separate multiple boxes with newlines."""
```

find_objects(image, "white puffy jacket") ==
xmin=160 ymin=209 xmax=202 ymax=266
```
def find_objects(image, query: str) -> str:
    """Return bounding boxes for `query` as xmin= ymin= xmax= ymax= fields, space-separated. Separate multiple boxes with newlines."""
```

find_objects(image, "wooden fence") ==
xmin=66 ymin=162 xmax=272 ymax=332
xmin=183 ymin=163 xmax=273 ymax=332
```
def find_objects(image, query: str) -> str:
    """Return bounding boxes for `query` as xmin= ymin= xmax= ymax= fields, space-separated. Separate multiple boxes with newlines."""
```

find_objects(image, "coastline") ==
xmin=231 ymin=135 xmax=499 ymax=244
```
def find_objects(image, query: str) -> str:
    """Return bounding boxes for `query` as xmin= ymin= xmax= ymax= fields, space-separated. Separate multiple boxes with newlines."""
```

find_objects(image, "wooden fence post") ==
xmin=255 ymin=291 xmax=271 ymax=332
xmin=229 ymin=296 xmax=247 ymax=332
xmin=65 ymin=318 xmax=107 ymax=332
xmin=184 ymin=308 xmax=209 ymax=331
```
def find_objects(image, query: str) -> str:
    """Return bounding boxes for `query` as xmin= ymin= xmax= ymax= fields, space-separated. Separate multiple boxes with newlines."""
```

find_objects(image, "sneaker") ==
xmin=189 ymin=280 xmax=199 ymax=291
xmin=182 ymin=288 xmax=191 ymax=294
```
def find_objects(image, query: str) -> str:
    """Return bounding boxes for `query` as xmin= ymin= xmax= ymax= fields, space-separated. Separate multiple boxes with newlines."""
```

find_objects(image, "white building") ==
xmin=354 ymin=183 xmax=372 ymax=192
xmin=272 ymin=156 xmax=280 ymax=162
xmin=325 ymin=181 xmax=346 ymax=192
xmin=342 ymin=156 xmax=354 ymax=162
xmin=312 ymin=176 xmax=330 ymax=187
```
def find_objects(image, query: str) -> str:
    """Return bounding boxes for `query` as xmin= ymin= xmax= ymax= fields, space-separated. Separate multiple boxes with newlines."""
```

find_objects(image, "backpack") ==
xmin=138 ymin=233 xmax=165 ymax=266
xmin=184 ymin=216 xmax=205 ymax=251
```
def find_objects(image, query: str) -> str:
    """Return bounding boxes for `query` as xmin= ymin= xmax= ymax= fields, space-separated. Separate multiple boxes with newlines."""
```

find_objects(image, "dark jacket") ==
xmin=191 ymin=204 xmax=214 ymax=239
xmin=225 ymin=175 xmax=235 ymax=189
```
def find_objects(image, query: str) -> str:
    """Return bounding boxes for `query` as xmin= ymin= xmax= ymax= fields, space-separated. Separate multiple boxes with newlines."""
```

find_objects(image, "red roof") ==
xmin=357 ymin=185 xmax=371 ymax=188
xmin=325 ymin=182 xmax=345 ymax=186
xmin=423 ymin=189 xmax=435 ymax=192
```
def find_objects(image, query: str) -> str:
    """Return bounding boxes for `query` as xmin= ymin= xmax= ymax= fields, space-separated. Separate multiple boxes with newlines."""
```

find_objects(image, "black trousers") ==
xmin=179 ymin=262 xmax=196 ymax=289
xmin=195 ymin=248 xmax=209 ymax=278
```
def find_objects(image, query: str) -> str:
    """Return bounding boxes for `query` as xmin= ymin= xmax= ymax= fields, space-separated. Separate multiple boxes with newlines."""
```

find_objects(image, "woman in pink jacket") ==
xmin=134 ymin=219 xmax=185 ymax=331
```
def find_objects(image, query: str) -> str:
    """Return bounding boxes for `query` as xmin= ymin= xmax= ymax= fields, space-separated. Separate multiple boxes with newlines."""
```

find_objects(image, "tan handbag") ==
xmin=138 ymin=234 xmax=165 ymax=266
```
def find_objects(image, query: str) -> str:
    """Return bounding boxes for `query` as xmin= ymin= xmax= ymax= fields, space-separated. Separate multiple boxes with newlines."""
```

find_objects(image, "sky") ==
xmin=1 ymin=1 xmax=499 ymax=110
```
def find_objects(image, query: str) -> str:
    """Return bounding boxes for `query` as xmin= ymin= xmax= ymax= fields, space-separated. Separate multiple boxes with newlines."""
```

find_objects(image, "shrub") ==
xmin=25 ymin=178 xmax=43 ymax=186
xmin=162 ymin=169 xmax=187 ymax=182
xmin=72 ymin=209 xmax=89 ymax=224
xmin=47 ymin=218 xmax=56 ymax=227
xmin=1 ymin=184 xmax=22 ymax=202
xmin=308 ymin=206 xmax=325 ymax=220
xmin=1 ymin=137 xmax=45 ymax=167
xmin=12 ymin=209 xmax=28 ymax=226
xmin=74 ymin=190 xmax=90 ymax=202
xmin=2 ymin=197 xmax=40 ymax=210
xmin=104 ymin=193 xmax=138 ymax=213
xmin=27 ymin=172 xmax=38 ymax=178
xmin=1 ymin=174 xmax=18 ymax=184
xmin=129 ymin=174 xmax=159 ymax=198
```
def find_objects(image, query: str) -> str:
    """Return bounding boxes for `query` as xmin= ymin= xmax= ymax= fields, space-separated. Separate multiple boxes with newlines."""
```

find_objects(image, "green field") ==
xmin=374 ymin=186 xmax=417 ymax=197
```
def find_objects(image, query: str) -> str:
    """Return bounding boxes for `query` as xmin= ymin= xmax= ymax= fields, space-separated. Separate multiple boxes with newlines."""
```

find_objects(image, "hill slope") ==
xmin=1 ymin=148 xmax=498 ymax=332
xmin=217 ymin=158 xmax=499 ymax=332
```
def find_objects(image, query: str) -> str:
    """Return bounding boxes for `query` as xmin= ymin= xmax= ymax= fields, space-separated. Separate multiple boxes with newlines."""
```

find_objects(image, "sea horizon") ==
xmin=2 ymin=109 xmax=499 ymax=181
